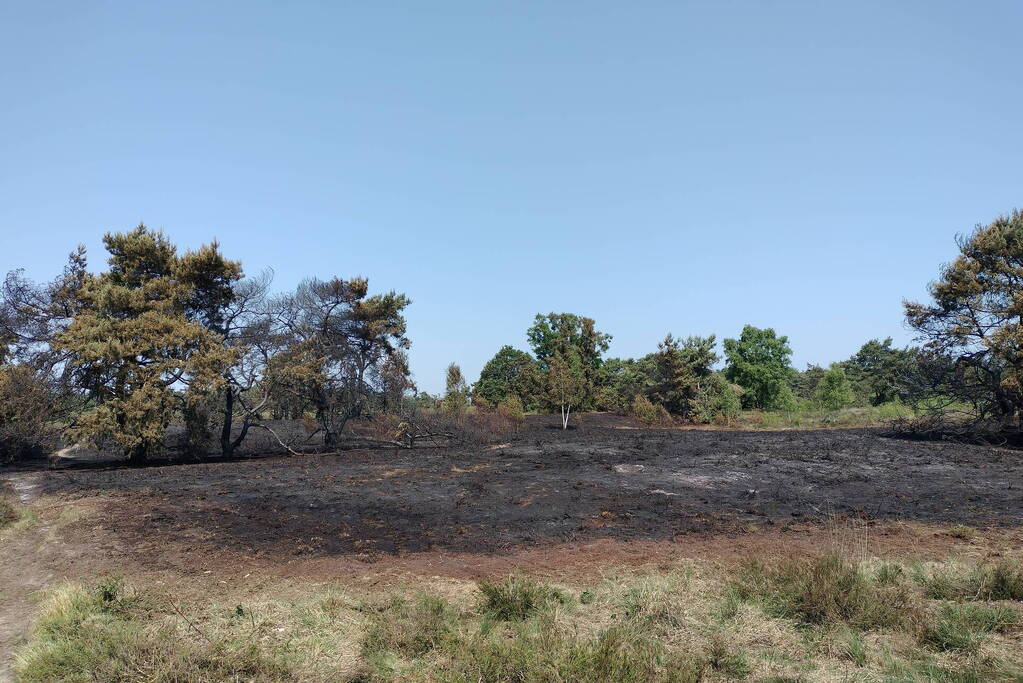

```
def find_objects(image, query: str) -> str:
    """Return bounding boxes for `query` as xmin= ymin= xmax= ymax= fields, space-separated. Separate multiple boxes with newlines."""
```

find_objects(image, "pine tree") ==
xmin=56 ymin=225 xmax=235 ymax=462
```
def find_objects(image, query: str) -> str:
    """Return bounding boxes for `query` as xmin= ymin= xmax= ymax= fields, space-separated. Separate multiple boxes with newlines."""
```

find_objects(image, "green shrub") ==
xmin=591 ymin=386 xmax=621 ymax=412
xmin=496 ymin=395 xmax=525 ymax=422
xmin=772 ymin=384 xmax=802 ymax=412
xmin=693 ymin=373 xmax=741 ymax=424
xmin=477 ymin=575 xmax=564 ymax=621
xmin=631 ymin=395 xmax=659 ymax=426
xmin=875 ymin=401 xmax=912 ymax=421
xmin=816 ymin=366 xmax=855 ymax=411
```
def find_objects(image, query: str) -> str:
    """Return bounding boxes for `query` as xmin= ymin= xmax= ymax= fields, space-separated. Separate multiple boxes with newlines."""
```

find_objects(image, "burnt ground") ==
xmin=18 ymin=414 xmax=1023 ymax=569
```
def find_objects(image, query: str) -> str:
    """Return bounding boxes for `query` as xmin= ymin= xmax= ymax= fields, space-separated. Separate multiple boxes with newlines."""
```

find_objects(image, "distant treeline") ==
xmin=3 ymin=209 xmax=1023 ymax=461
xmin=438 ymin=316 xmax=922 ymax=430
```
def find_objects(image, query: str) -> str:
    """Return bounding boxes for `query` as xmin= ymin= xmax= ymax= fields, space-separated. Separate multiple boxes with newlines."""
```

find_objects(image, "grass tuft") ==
xmin=919 ymin=603 xmax=1019 ymax=653
xmin=705 ymin=633 xmax=750 ymax=679
xmin=917 ymin=560 xmax=1023 ymax=601
xmin=0 ymin=498 xmax=18 ymax=527
xmin=450 ymin=621 xmax=705 ymax=683
xmin=731 ymin=553 xmax=914 ymax=629
xmin=839 ymin=627 xmax=868 ymax=667
xmin=477 ymin=575 xmax=565 ymax=621
xmin=0 ymin=497 xmax=37 ymax=533
xmin=361 ymin=594 xmax=457 ymax=658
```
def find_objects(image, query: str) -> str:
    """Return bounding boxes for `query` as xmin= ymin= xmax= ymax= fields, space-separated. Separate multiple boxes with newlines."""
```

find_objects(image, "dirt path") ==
xmin=0 ymin=474 xmax=62 ymax=682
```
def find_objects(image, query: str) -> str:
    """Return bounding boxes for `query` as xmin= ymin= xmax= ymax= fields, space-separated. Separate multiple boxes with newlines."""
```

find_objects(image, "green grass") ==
xmin=915 ymin=559 xmax=1023 ymax=601
xmin=919 ymin=603 xmax=1019 ymax=653
xmin=838 ymin=627 xmax=868 ymax=667
xmin=741 ymin=402 xmax=915 ymax=429
xmin=14 ymin=554 xmax=1023 ymax=682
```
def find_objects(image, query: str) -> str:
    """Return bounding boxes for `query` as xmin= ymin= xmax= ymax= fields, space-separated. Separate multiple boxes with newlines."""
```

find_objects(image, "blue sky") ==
xmin=2 ymin=2 xmax=1021 ymax=393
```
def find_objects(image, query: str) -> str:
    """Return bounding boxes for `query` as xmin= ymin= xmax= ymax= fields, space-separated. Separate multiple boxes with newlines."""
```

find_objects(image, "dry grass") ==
xmin=13 ymin=547 xmax=1023 ymax=682
xmin=0 ymin=497 xmax=38 ymax=537
xmin=0 ymin=498 xmax=17 ymax=527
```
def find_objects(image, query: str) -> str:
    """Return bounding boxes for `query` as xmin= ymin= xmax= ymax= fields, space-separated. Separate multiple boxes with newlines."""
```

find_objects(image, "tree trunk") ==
xmin=127 ymin=443 xmax=147 ymax=464
xmin=220 ymin=387 xmax=235 ymax=457
xmin=230 ymin=417 xmax=253 ymax=455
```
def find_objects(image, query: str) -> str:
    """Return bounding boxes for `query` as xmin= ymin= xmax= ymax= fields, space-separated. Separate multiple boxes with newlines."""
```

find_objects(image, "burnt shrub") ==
xmin=0 ymin=364 xmax=58 ymax=462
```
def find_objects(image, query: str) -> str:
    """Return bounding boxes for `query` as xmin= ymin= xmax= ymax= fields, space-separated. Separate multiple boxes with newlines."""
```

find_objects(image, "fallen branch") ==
xmin=250 ymin=422 xmax=305 ymax=456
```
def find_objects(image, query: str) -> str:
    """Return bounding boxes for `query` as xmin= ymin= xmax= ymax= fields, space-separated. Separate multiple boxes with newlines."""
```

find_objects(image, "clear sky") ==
xmin=2 ymin=2 xmax=1021 ymax=393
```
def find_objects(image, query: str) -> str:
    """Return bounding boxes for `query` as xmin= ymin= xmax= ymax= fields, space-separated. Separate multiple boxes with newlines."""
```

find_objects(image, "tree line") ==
xmin=3 ymin=209 xmax=1023 ymax=461
xmin=431 ymin=208 xmax=1023 ymax=437
xmin=448 ymin=316 xmax=922 ymax=430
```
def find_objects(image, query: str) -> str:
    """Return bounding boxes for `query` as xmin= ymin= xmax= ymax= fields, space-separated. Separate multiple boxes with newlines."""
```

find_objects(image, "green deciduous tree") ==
xmin=845 ymin=338 xmax=918 ymax=406
xmin=527 ymin=313 xmax=610 ymax=409
xmin=474 ymin=346 xmax=537 ymax=407
xmin=544 ymin=352 xmax=586 ymax=429
xmin=527 ymin=313 xmax=611 ymax=368
xmin=443 ymin=362 xmax=468 ymax=415
xmin=816 ymin=365 xmax=855 ymax=411
xmin=723 ymin=325 xmax=794 ymax=410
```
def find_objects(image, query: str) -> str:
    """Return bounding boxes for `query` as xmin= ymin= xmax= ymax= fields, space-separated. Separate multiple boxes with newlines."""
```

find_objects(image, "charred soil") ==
xmin=18 ymin=414 xmax=1023 ymax=573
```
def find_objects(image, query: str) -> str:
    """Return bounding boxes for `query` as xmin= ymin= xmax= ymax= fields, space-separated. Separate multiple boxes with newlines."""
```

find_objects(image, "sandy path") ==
xmin=0 ymin=474 xmax=57 ymax=682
